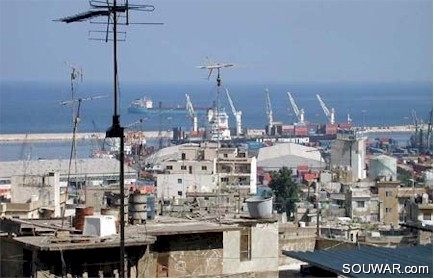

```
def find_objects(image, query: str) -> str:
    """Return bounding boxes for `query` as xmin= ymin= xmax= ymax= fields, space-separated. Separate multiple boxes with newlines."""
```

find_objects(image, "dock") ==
xmin=0 ymin=125 xmax=415 ymax=143
xmin=0 ymin=131 xmax=164 ymax=143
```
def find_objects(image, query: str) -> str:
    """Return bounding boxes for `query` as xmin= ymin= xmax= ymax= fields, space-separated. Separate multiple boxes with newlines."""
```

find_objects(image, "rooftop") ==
xmin=0 ymin=158 xmax=137 ymax=178
xmin=257 ymin=143 xmax=323 ymax=170
xmin=282 ymin=244 xmax=433 ymax=278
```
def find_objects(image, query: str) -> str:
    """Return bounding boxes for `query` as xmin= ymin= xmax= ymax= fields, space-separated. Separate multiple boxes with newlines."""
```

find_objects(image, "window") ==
xmin=240 ymin=227 xmax=251 ymax=261
xmin=201 ymin=165 xmax=207 ymax=171
xmin=181 ymin=153 xmax=186 ymax=160
xmin=221 ymin=177 xmax=229 ymax=183
xmin=167 ymin=165 xmax=173 ymax=170
xmin=423 ymin=213 xmax=431 ymax=220
xmin=385 ymin=207 xmax=392 ymax=213
xmin=356 ymin=201 xmax=365 ymax=208
xmin=177 ymin=178 xmax=182 ymax=184
xmin=181 ymin=165 xmax=187 ymax=170
xmin=178 ymin=191 xmax=182 ymax=196
xmin=224 ymin=153 xmax=228 ymax=158
xmin=386 ymin=191 xmax=393 ymax=197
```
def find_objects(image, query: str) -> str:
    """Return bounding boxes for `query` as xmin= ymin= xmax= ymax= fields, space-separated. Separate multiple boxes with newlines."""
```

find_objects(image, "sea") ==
xmin=0 ymin=80 xmax=432 ymax=161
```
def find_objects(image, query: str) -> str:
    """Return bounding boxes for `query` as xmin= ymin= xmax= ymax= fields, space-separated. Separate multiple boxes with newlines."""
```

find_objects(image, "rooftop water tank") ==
xmin=83 ymin=215 xmax=116 ymax=237
xmin=245 ymin=196 xmax=273 ymax=219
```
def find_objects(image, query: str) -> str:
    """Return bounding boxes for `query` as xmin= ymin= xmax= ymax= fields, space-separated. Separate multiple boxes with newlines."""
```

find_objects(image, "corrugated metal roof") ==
xmin=282 ymin=244 xmax=433 ymax=278
xmin=0 ymin=158 xmax=137 ymax=178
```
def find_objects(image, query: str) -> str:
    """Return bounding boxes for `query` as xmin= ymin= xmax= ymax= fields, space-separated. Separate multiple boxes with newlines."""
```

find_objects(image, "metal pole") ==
xmin=113 ymin=1 xmax=118 ymax=118
xmin=119 ymin=127 xmax=125 ymax=277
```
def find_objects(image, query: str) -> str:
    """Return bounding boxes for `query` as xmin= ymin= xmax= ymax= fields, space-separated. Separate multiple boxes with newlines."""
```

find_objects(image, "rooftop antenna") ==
xmin=59 ymin=94 xmax=107 ymax=226
xmin=55 ymin=1 xmax=162 ymax=277
xmin=197 ymin=58 xmax=234 ymax=223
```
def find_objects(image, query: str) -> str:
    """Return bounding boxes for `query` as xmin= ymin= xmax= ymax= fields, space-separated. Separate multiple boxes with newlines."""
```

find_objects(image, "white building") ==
xmin=155 ymin=142 xmax=257 ymax=199
xmin=330 ymin=129 xmax=367 ymax=181
xmin=257 ymin=142 xmax=323 ymax=172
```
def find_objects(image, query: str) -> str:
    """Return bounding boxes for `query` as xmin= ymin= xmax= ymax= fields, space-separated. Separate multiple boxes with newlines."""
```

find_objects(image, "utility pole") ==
xmin=55 ymin=1 xmax=162 ymax=276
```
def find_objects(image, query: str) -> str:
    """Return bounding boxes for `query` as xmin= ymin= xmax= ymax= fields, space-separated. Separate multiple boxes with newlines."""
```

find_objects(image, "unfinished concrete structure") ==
xmin=1 ymin=216 xmax=279 ymax=278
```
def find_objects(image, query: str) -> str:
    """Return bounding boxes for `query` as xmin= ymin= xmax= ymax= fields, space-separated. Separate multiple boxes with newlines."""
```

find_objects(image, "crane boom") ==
xmin=225 ymin=88 xmax=242 ymax=136
xmin=265 ymin=89 xmax=273 ymax=132
xmin=316 ymin=94 xmax=335 ymax=124
xmin=287 ymin=92 xmax=305 ymax=124
xmin=185 ymin=93 xmax=198 ymax=132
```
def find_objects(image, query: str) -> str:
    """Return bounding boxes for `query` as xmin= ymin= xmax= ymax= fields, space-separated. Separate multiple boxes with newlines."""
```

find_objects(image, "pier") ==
xmin=0 ymin=125 xmax=416 ymax=143
xmin=0 ymin=131 xmax=163 ymax=143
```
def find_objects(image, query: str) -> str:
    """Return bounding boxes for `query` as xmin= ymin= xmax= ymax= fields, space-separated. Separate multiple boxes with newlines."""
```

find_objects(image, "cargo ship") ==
xmin=128 ymin=96 xmax=209 ymax=115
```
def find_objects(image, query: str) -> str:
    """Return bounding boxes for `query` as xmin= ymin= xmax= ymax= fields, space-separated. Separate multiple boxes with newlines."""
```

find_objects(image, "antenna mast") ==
xmin=55 ymin=1 xmax=162 ymax=277
xmin=197 ymin=59 xmax=234 ymax=222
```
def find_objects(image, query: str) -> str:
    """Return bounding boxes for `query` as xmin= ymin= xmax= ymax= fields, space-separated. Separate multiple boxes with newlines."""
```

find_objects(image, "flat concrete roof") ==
xmin=13 ymin=233 xmax=156 ymax=251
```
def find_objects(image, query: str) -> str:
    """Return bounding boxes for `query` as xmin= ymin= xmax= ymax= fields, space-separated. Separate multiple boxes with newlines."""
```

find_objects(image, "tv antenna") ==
xmin=197 ymin=58 xmax=234 ymax=223
xmin=197 ymin=57 xmax=234 ymax=86
xmin=59 ymin=94 xmax=107 ymax=228
xmin=55 ymin=1 xmax=162 ymax=277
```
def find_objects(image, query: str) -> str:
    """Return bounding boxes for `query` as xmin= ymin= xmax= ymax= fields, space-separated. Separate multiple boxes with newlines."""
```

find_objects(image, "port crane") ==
xmin=265 ymin=89 xmax=273 ymax=135
xmin=316 ymin=94 xmax=335 ymax=125
xmin=185 ymin=94 xmax=198 ymax=132
xmin=225 ymin=88 xmax=242 ymax=136
xmin=287 ymin=92 xmax=305 ymax=124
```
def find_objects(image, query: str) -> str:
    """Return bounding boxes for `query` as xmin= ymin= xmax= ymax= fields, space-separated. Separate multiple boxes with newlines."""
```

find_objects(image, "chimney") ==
xmin=47 ymin=172 xmax=61 ymax=217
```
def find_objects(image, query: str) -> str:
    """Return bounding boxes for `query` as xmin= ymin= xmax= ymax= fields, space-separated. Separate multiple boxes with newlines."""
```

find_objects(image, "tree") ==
xmin=268 ymin=167 xmax=299 ymax=220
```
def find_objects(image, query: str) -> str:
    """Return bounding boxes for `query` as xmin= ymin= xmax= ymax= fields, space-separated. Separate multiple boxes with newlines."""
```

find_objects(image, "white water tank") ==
xmin=83 ymin=215 xmax=117 ymax=237
xmin=369 ymin=155 xmax=397 ymax=180
xmin=423 ymin=170 xmax=433 ymax=186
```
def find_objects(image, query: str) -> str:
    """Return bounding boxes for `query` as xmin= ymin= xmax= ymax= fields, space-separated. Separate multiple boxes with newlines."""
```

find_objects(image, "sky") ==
xmin=0 ymin=0 xmax=432 ymax=84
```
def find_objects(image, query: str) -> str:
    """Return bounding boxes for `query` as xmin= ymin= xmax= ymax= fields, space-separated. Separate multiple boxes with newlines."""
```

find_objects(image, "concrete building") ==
xmin=330 ymin=128 xmax=367 ymax=181
xmin=155 ymin=142 xmax=257 ymax=199
xmin=377 ymin=180 xmax=400 ymax=227
xmin=0 ymin=171 xmax=70 ymax=219
xmin=344 ymin=186 xmax=373 ymax=223
xmin=0 ymin=216 xmax=279 ymax=278
xmin=0 ymin=158 xmax=138 ymax=193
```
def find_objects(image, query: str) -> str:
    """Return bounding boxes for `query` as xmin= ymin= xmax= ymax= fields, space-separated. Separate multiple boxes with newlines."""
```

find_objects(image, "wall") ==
xmin=0 ymin=236 xmax=25 ymax=278
xmin=223 ymin=222 xmax=279 ymax=277
xmin=143 ymin=232 xmax=223 ymax=278
xmin=279 ymin=226 xmax=316 ymax=266
xmin=377 ymin=181 xmax=400 ymax=226
xmin=156 ymin=173 xmax=214 ymax=198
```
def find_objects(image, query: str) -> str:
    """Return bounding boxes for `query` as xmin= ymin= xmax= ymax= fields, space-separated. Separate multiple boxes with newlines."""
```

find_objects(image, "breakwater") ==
xmin=0 ymin=132 xmax=163 ymax=142
xmin=0 ymin=125 xmax=416 ymax=143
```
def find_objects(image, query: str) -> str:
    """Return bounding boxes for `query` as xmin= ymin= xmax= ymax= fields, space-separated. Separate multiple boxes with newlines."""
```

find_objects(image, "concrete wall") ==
xmin=223 ymin=222 xmax=279 ymax=277
xmin=279 ymin=226 xmax=316 ymax=266
xmin=144 ymin=232 xmax=223 ymax=278
xmin=0 ymin=236 xmax=25 ymax=277
xmin=156 ymin=173 xmax=214 ymax=198
xmin=377 ymin=181 xmax=400 ymax=226
xmin=162 ymin=160 xmax=213 ymax=175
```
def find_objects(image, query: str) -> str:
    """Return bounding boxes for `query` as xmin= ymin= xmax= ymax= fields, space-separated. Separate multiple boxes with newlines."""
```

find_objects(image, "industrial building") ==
xmin=0 ymin=158 xmax=138 ymax=198
xmin=257 ymin=142 xmax=323 ymax=171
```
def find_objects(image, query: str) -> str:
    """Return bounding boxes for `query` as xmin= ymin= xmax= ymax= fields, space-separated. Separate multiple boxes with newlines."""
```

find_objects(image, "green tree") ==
xmin=268 ymin=167 xmax=299 ymax=220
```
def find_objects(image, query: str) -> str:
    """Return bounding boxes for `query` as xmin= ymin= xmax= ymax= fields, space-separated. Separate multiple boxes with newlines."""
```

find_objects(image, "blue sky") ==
xmin=0 ymin=0 xmax=432 ymax=83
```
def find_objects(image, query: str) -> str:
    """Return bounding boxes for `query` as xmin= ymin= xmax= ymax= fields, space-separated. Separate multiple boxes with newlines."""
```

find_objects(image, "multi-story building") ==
xmin=155 ymin=142 xmax=257 ymax=199
xmin=330 ymin=129 xmax=367 ymax=181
